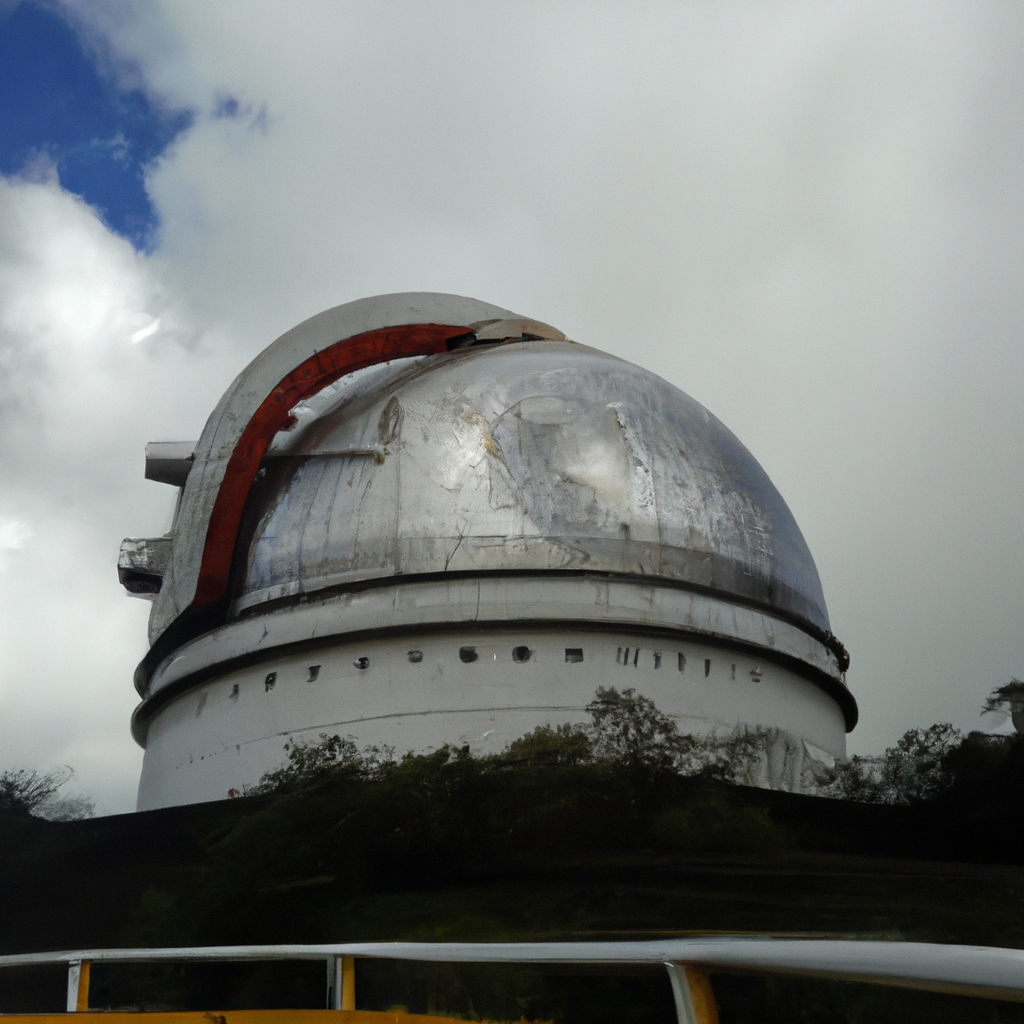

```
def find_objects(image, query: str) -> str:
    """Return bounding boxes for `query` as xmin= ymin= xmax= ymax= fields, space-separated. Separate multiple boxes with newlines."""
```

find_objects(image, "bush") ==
xmin=249 ymin=691 xmax=986 ymax=812
xmin=504 ymin=724 xmax=593 ymax=768
xmin=653 ymin=788 xmax=791 ymax=856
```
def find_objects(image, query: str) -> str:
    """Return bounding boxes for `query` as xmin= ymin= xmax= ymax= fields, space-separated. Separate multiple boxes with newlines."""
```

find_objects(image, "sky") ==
xmin=1 ymin=0 xmax=1022 ymax=814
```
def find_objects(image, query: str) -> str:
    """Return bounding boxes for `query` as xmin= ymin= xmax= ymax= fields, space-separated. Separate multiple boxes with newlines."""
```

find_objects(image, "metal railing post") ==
xmin=327 ymin=956 xmax=342 ymax=1010
xmin=665 ymin=963 xmax=717 ymax=1024
xmin=65 ymin=960 xmax=90 ymax=1013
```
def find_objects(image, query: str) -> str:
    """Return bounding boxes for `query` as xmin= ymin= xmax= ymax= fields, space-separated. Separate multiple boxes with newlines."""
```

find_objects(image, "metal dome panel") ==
xmin=233 ymin=341 xmax=831 ymax=634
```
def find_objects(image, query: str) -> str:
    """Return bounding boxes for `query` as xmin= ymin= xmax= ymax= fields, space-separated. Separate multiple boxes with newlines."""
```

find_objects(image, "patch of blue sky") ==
xmin=0 ymin=1 xmax=195 ymax=252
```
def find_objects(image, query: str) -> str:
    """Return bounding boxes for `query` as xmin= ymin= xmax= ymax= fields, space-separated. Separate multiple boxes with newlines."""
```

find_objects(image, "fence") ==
xmin=3 ymin=938 xmax=1024 ymax=1024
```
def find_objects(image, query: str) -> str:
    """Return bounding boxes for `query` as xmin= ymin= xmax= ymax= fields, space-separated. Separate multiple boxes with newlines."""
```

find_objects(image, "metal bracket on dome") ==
xmin=463 ymin=318 xmax=566 ymax=344
xmin=136 ymin=293 xmax=562 ymax=691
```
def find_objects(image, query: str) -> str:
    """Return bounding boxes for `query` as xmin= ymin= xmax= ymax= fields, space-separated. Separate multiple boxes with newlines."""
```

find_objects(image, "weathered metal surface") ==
xmin=147 ymin=293 xmax=534 ymax=646
xmin=64 ymin=961 xmax=87 ymax=1013
xmin=4 ymin=940 xmax=1024 ymax=1004
xmin=236 ymin=341 xmax=832 ymax=637
xmin=470 ymin=317 xmax=566 ymax=342
xmin=117 ymin=537 xmax=172 ymax=596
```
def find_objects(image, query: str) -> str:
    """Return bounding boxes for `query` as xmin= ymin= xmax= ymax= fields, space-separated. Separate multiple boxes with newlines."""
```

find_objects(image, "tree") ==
xmin=983 ymin=679 xmax=1024 ymax=733
xmin=586 ymin=686 xmax=683 ymax=773
xmin=504 ymin=723 xmax=593 ymax=767
xmin=876 ymin=723 xmax=962 ymax=803
xmin=0 ymin=766 xmax=94 ymax=819
xmin=248 ymin=734 xmax=395 ymax=794
xmin=814 ymin=724 xmax=964 ymax=804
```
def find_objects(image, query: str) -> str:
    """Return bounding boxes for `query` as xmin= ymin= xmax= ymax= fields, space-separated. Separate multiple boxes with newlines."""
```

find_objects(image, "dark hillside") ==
xmin=3 ymin=762 xmax=1024 ymax=955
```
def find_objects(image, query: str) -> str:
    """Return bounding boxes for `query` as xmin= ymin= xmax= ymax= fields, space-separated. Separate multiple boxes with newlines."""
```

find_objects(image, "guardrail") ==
xmin=3 ymin=938 xmax=1024 ymax=1024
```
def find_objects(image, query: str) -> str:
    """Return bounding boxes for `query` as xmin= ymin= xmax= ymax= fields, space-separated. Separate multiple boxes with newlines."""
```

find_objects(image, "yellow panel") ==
xmin=0 ymin=1011 xmax=518 ymax=1024
xmin=340 ymin=959 xmax=355 ymax=1012
xmin=75 ymin=963 xmax=91 ymax=1014
xmin=684 ymin=968 xmax=719 ymax=1024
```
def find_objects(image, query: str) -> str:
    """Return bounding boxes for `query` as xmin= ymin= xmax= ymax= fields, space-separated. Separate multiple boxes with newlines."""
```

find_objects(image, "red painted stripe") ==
xmin=192 ymin=323 xmax=470 ymax=608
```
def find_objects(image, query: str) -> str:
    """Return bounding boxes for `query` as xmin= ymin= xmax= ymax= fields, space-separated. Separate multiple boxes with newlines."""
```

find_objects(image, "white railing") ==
xmin=2 ymin=938 xmax=1024 ymax=1024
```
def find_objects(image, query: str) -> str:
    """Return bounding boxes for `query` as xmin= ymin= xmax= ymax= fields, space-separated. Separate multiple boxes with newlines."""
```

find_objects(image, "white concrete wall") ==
xmin=137 ymin=627 xmax=847 ymax=810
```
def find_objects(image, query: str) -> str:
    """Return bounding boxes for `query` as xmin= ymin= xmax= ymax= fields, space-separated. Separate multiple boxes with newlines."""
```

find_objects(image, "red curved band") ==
xmin=192 ymin=323 xmax=472 ymax=608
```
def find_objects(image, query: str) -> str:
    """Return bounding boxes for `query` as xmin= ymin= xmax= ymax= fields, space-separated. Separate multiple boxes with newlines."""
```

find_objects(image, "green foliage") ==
xmin=675 ymin=726 xmax=789 ymax=786
xmin=248 ymin=734 xmax=395 ymax=794
xmin=983 ymin=679 xmax=1024 ymax=740
xmin=503 ymin=724 xmax=593 ymax=768
xmin=0 ymin=766 xmax=93 ymax=819
xmin=585 ymin=687 xmax=682 ymax=773
xmin=250 ymin=687 xmax=688 ymax=797
xmin=878 ymin=723 xmax=963 ymax=803
xmin=944 ymin=731 xmax=1015 ymax=792
xmin=652 ymin=787 xmax=791 ymax=855
xmin=250 ymin=687 xmax=768 ymax=798
xmin=811 ymin=755 xmax=882 ymax=803
xmin=815 ymin=724 xmax=964 ymax=805
xmin=249 ymin=691 xmax=997 ymax=817
xmin=983 ymin=678 xmax=1024 ymax=715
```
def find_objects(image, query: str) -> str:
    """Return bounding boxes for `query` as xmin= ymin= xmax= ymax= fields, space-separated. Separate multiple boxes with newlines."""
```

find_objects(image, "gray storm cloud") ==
xmin=1 ymin=0 xmax=1022 ymax=811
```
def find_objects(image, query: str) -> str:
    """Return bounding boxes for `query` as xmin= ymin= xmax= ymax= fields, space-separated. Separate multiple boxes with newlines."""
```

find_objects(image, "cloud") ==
xmin=0 ymin=175 xmax=242 ymax=812
xmin=0 ymin=515 xmax=32 ymax=569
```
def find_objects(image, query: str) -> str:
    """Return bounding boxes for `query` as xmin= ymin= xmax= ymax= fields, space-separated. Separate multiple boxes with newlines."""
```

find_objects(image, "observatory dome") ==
xmin=122 ymin=293 xmax=855 ymax=810
xmin=237 ymin=342 xmax=830 ymax=634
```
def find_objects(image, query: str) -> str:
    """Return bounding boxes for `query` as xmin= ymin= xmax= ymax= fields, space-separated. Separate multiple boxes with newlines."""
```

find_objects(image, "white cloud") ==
xmin=0 ymin=176 xmax=243 ymax=813
xmin=0 ymin=515 xmax=32 ymax=566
